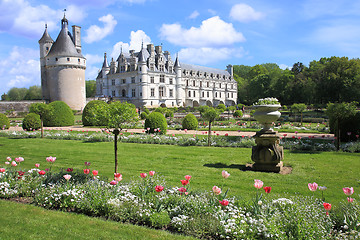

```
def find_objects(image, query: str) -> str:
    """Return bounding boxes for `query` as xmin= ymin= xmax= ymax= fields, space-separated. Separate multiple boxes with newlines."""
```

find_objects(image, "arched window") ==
xmin=122 ymin=89 xmax=126 ymax=97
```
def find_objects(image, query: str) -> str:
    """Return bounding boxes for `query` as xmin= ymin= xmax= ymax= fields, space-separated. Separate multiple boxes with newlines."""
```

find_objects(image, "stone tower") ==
xmin=38 ymin=15 xmax=86 ymax=110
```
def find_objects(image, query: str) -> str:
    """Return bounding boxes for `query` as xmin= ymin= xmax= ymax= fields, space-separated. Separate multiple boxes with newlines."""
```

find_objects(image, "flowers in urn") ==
xmin=253 ymin=97 xmax=281 ymax=131
xmin=253 ymin=97 xmax=280 ymax=106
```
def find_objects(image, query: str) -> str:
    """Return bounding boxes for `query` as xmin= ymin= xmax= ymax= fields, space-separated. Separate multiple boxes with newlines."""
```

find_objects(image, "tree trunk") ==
xmin=41 ymin=119 xmax=44 ymax=138
xmin=336 ymin=119 xmax=340 ymax=151
xmin=113 ymin=128 xmax=120 ymax=173
xmin=300 ymin=112 xmax=303 ymax=126
xmin=208 ymin=121 xmax=212 ymax=147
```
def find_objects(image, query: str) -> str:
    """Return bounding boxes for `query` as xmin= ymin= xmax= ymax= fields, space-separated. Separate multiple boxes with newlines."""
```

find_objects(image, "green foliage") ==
xmin=291 ymin=103 xmax=307 ymax=113
xmin=140 ymin=112 xmax=148 ymax=120
xmin=154 ymin=107 xmax=166 ymax=114
xmin=182 ymin=113 xmax=198 ymax=130
xmin=22 ymin=113 xmax=41 ymax=131
xmin=216 ymin=104 xmax=226 ymax=113
xmin=85 ymin=80 xmax=96 ymax=98
xmin=106 ymin=101 xmax=138 ymax=130
xmin=233 ymin=110 xmax=243 ymax=118
xmin=24 ymin=86 xmax=42 ymax=100
xmin=197 ymin=105 xmax=209 ymax=116
xmin=29 ymin=103 xmax=49 ymax=119
xmin=144 ymin=112 xmax=167 ymax=134
xmin=148 ymin=212 xmax=171 ymax=229
xmin=142 ymin=107 xmax=150 ymax=115
xmin=82 ymin=100 xmax=109 ymax=126
xmin=254 ymin=97 xmax=280 ymax=105
xmin=0 ymin=113 xmax=10 ymax=130
xmin=7 ymin=87 xmax=28 ymax=101
xmin=43 ymin=101 xmax=74 ymax=127
xmin=202 ymin=108 xmax=219 ymax=123
xmin=227 ymin=106 xmax=236 ymax=112
xmin=165 ymin=110 xmax=174 ymax=118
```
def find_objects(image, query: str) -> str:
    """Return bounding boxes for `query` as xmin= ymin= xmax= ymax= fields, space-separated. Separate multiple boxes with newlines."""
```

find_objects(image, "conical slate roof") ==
xmin=174 ymin=55 xmax=181 ymax=68
xmin=47 ymin=25 xmax=83 ymax=58
xmin=137 ymin=47 xmax=147 ymax=62
xmin=102 ymin=53 xmax=109 ymax=68
xmin=38 ymin=26 xmax=54 ymax=43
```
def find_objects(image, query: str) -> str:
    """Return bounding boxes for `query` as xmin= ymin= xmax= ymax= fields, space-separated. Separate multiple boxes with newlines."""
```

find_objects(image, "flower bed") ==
xmin=1 ymin=156 xmax=360 ymax=239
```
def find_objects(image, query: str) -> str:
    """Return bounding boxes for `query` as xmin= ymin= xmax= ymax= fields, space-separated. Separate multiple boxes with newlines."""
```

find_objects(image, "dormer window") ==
xmin=67 ymin=58 xmax=70 ymax=61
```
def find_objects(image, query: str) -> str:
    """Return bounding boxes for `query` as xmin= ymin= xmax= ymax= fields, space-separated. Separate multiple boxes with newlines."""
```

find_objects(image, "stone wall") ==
xmin=0 ymin=101 xmax=46 ymax=114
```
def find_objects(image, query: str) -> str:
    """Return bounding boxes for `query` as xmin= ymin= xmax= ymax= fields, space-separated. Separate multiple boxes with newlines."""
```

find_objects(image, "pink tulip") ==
xmin=110 ymin=180 xmax=118 ymax=185
xmin=149 ymin=171 xmax=155 ymax=176
xmin=92 ymin=170 xmax=98 ymax=176
xmin=140 ymin=173 xmax=147 ymax=178
xmin=0 ymin=168 xmax=5 ymax=173
xmin=63 ymin=174 xmax=72 ymax=181
xmin=5 ymin=161 xmax=10 ymax=165
xmin=254 ymin=179 xmax=264 ymax=189
xmin=185 ymin=175 xmax=192 ymax=181
xmin=219 ymin=200 xmax=229 ymax=206
xmin=222 ymin=170 xmax=230 ymax=179
xmin=83 ymin=169 xmax=90 ymax=174
xmin=212 ymin=186 xmax=222 ymax=195
xmin=15 ymin=157 xmax=24 ymax=163
xmin=308 ymin=182 xmax=318 ymax=191
xmin=6 ymin=157 xmax=11 ymax=161
xmin=347 ymin=197 xmax=354 ymax=203
xmin=35 ymin=163 xmax=40 ymax=168
xmin=178 ymin=187 xmax=187 ymax=193
xmin=11 ymin=161 xmax=17 ymax=167
xmin=155 ymin=185 xmax=164 ymax=192
xmin=84 ymin=161 xmax=91 ymax=166
xmin=343 ymin=187 xmax=354 ymax=196
xmin=46 ymin=156 xmax=56 ymax=163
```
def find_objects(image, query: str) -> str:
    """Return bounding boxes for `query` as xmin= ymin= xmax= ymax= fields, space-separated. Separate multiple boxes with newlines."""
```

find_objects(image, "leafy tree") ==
xmin=326 ymin=102 xmax=357 ymax=150
xmin=86 ymin=80 xmax=96 ymax=98
xmin=216 ymin=104 xmax=226 ymax=113
xmin=7 ymin=87 xmax=28 ymax=101
xmin=291 ymin=103 xmax=307 ymax=125
xmin=24 ymin=86 xmax=42 ymax=100
xmin=202 ymin=108 xmax=220 ymax=147
xmin=1 ymin=93 xmax=9 ymax=101
xmin=198 ymin=105 xmax=209 ymax=117
xmin=29 ymin=103 xmax=49 ymax=138
xmin=105 ymin=101 xmax=138 ymax=173
xmin=82 ymin=100 xmax=109 ymax=126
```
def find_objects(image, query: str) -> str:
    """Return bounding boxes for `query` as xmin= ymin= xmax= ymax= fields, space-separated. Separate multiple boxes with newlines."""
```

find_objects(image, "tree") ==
xmin=290 ymin=103 xmax=307 ymax=125
xmin=198 ymin=105 xmax=209 ymax=117
xmin=105 ymin=101 xmax=138 ymax=173
xmin=86 ymin=80 xmax=97 ymax=98
xmin=7 ymin=88 xmax=28 ymax=101
xmin=29 ymin=103 xmax=49 ymax=138
xmin=326 ymin=102 xmax=357 ymax=150
xmin=24 ymin=86 xmax=42 ymax=100
xmin=202 ymin=108 xmax=219 ymax=147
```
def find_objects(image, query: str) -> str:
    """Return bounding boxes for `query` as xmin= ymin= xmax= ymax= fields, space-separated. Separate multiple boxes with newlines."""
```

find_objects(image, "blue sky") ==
xmin=1 ymin=0 xmax=360 ymax=95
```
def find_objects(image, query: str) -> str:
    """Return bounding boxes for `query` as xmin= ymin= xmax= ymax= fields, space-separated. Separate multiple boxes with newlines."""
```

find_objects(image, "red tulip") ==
xmin=39 ymin=170 xmax=46 ymax=175
xmin=263 ymin=186 xmax=271 ymax=193
xmin=35 ymin=163 xmax=40 ymax=168
xmin=180 ymin=180 xmax=189 ymax=186
xmin=347 ymin=197 xmax=354 ymax=203
xmin=110 ymin=180 xmax=118 ymax=185
xmin=0 ymin=168 xmax=5 ymax=173
xmin=323 ymin=202 xmax=331 ymax=215
xmin=140 ymin=173 xmax=147 ymax=178
xmin=92 ymin=170 xmax=98 ymax=176
xmin=149 ymin=171 xmax=155 ymax=176
xmin=18 ymin=171 xmax=25 ymax=176
xmin=155 ymin=185 xmax=164 ymax=192
xmin=178 ymin=187 xmax=187 ymax=193
xmin=219 ymin=200 xmax=229 ymax=206
xmin=83 ymin=169 xmax=90 ymax=174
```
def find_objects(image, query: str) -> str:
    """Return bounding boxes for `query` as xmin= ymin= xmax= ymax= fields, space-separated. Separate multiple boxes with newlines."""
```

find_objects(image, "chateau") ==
xmin=96 ymin=44 xmax=237 ymax=108
xmin=38 ymin=15 xmax=86 ymax=110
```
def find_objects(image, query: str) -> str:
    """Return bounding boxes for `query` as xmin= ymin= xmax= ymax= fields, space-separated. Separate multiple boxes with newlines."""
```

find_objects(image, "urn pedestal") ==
xmin=251 ymin=105 xmax=284 ymax=173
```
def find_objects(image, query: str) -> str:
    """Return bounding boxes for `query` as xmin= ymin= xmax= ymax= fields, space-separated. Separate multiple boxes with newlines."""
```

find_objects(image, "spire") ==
xmin=61 ymin=9 xmax=68 ymax=29
xmin=39 ymin=24 xmax=54 ymax=43
xmin=174 ymin=54 xmax=181 ymax=68
xmin=137 ymin=45 xmax=146 ymax=63
xmin=102 ymin=52 xmax=109 ymax=68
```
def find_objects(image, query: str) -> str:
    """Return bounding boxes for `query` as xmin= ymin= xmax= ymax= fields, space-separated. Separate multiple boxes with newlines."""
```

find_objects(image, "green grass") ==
xmin=1 ymin=137 xmax=359 ymax=205
xmin=0 ymin=200 xmax=194 ymax=240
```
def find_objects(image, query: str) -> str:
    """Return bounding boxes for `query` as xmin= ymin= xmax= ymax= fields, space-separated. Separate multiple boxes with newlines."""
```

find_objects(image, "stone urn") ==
xmin=251 ymin=104 xmax=283 ymax=172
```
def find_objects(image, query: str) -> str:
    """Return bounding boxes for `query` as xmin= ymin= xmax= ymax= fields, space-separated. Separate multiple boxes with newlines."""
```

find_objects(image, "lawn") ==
xmin=1 ymin=137 xmax=359 ymax=205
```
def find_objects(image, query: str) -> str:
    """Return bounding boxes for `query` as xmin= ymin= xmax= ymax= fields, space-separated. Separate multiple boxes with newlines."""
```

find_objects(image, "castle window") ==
xmin=159 ymin=65 xmax=164 ymax=72
xmin=186 ymin=80 xmax=189 ymax=86
xmin=188 ymin=91 xmax=191 ymax=97
xmin=120 ymin=66 xmax=125 ymax=72
xmin=151 ymin=101 xmax=153 ymax=106
xmin=159 ymin=87 xmax=164 ymax=97
xmin=131 ymin=77 xmax=135 ymax=83
xmin=151 ymin=88 xmax=155 ymax=97
xmin=168 ymin=66 xmax=173 ymax=72
xmin=150 ymin=64 xmax=154 ymax=71
xmin=112 ymin=90 xmax=116 ymax=96
xmin=112 ymin=79 xmax=115 ymax=85
xmin=207 ymin=92 xmax=209 ymax=97
xmin=215 ymin=92 xmax=217 ymax=98
xmin=55 ymin=58 xmax=58 ymax=61
xmin=172 ymin=102 xmax=174 ymax=106
xmin=67 ymin=58 xmax=70 ymax=61
xmin=220 ymin=92 xmax=221 ymax=98
xmin=219 ymin=83 xmax=221 ymax=88
xmin=200 ymin=81 xmax=202 ymax=87
xmin=78 ymin=59 xmax=80 ymax=63
xmin=193 ymin=81 xmax=195 ymax=87
xmin=202 ymin=92 xmax=204 ymax=98
xmin=232 ymin=93 xmax=234 ymax=98
xmin=132 ymin=89 xmax=136 ymax=97
xmin=169 ymin=78 xmax=173 ymax=84
xmin=139 ymin=67 xmax=142 ymax=71
xmin=169 ymin=89 xmax=173 ymax=97
xmin=122 ymin=79 xmax=126 ymax=84
xmin=122 ymin=89 xmax=126 ymax=97
xmin=193 ymin=91 xmax=195 ymax=97
xmin=160 ymin=75 xmax=165 ymax=83
xmin=150 ymin=76 xmax=154 ymax=83
xmin=207 ymin=82 xmax=209 ymax=88
xmin=140 ymin=92 xmax=142 ymax=96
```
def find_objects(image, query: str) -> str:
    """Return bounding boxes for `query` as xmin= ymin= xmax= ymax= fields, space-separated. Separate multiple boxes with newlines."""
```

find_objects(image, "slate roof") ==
xmin=38 ymin=27 xmax=54 ymax=43
xmin=181 ymin=63 xmax=230 ymax=76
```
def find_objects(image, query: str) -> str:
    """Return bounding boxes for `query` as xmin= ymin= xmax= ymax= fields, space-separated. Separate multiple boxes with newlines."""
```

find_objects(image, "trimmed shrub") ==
xmin=216 ymin=104 xmax=226 ymax=113
xmin=182 ymin=113 xmax=198 ymax=130
xmin=233 ymin=110 xmax=243 ymax=118
xmin=43 ymin=101 xmax=74 ymax=127
xmin=140 ymin=112 xmax=148 ymax=120
xmin=0 ymin=113 xmax=10 ymax=130
xmin=165 ymin=109 xmax=174 ymax=118
xmin=142 ymin=107 xmax=150 ymax=115
xmin=144 ymin=112 xmax=167 ymax=134
xmin=82 ymin=100 xmax=109 ymax=126
xmin=22 ymin=113 xmax=41 ymax=131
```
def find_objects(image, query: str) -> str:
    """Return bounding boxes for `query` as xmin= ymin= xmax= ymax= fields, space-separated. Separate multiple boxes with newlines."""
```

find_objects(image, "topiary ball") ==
xmin=233 ymin=110 xmax=243 ymax=118
xmin=182 ymin=113 xmax=198 ymax=130
xmin=82 ymin=100 xmax=109 ymax=126
xmin=0 ymin=113 xmax=10 ymax=130
xmin=43 ymin=101 xmax=74 ymax=127
xmin=144 ymin=112 xmax=167 ymax=134
xmin=140 ymin=112 xmax=148 ymax=120
xmin=22 ymin=113 xmax=41 ymax=131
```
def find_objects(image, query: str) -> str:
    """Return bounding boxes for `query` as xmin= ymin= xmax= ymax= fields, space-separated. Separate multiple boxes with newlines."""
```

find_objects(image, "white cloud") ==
xmin=188 ymin=11 xmax=200 ymax=19
xmin=208 ymin=9 xmax=217 ymax=15
xmin=0 ymin=0 xmax=86 ymax=38
xmin=278 ymin=64 xmax=291 ymax=70
xmin=178 ymin=47 xmax=245 ymax=65
xmin=0 ymin=46 xmax=40 ymax=93
xmin=110 ymin=30 xmax=151 ymax=59
xmin=230 ymin=3 xmax=265 ymax=23
xmin=159 ymin=16 xmax=245 ymax=48
xmin=84 ymin=14 xmax=117 ymax=43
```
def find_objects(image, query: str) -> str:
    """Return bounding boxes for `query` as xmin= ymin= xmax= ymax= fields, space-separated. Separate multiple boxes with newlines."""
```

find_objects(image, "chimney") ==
xmin=147 ymin=44 xmax=155 ymax=56
xmin=72 ymin=25 xmax=82 ymax=53
xmin=155 ymin=45 xmax=162 ymax=54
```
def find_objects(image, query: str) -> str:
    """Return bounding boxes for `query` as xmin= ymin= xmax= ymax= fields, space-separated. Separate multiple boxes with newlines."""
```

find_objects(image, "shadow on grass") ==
xmin=203 ymin=162 xmax=252 ymax=171
xmin=288 ymin=150 xmax=322 ymax=154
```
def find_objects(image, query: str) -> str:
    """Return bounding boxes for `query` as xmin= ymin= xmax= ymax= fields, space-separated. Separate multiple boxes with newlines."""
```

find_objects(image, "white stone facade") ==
xmin=96 ymin=44 xmax=237 ymax=108
xmin=39 ymin=16 xmax=86 ymax=110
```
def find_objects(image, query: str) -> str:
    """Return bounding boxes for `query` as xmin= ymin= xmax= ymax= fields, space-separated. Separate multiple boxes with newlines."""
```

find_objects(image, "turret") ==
xmin=174 ymin=55 xmax=184 ymax=106
xmin=110 ymin=58 xmax=116 ymax=74
xmin=138 ymin=43 xmax=148 ymax=99
xmin=226 ymin=64 xmax=233 ymax=76
xmin=102 ymin=53 xmax=110 ymax=77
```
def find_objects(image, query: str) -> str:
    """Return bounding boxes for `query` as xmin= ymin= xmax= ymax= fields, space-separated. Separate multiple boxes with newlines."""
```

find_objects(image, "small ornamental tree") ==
xmin=216 ymin=104 xmax=227 ymax=113
xmin=43 ymin=101 xmax=74 ymax=127
xmin=198 ymin=105 xmax=210 ymax=117
xmin=233 ymin=110 xmax=243 ymax=118
xmin=82 ymin=100 xmax=109 ymax=126
xmin=144 ymin=112 xmax=167 ymax=134
xmin=29 ymin=103 xmax=49 ymax=138
xmin=291 ymin=103 xmax=307 ymax=125
xmin=105 ymin=101 xmax=139 ymax=173
xmin=227 ymin=106 xmax=236 ymax=119
xmin=22 ymin=113 xmax=41 ymax=131
xmin=202 ymin=108 xmax=220 ymax=147
xmin=0 ymin=113 xmax=10 ymax=130
xmin=326 ymin=102 xmax=357 ymax=150
xmin=182 ymin=113 xmax=198 ymax=130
